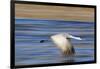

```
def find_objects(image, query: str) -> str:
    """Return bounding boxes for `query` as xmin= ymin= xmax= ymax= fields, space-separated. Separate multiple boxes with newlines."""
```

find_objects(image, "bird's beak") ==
xmin=69 ymin=35 xmax=82 ymax=40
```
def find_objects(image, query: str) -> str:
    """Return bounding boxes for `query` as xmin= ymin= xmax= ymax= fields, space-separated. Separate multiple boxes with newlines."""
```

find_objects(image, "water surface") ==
xmin=15 ymin=18 xmax=94 ymax=66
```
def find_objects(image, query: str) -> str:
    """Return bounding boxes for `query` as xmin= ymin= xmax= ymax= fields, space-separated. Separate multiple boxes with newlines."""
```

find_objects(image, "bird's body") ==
xmin=50 ymin=33 xmax=81 ymax=56
xmin=40 ymin=33 xmax=82 ymax=56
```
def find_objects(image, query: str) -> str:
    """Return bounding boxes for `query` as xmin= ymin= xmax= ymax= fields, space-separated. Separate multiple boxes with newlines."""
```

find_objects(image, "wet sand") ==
xmin=15 ymin=3 xmax=95 ymax=22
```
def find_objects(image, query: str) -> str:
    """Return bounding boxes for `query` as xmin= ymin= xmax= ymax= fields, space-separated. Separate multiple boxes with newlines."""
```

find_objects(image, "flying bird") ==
xmin=40 ymin=33 xmax=82 ymax=56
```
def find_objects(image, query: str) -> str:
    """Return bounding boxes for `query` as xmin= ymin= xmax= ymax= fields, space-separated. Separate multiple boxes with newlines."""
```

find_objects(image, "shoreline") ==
xmin=15 ymin=4 xmax=95 ymax=22
xmin=15 ymin=17 xmax=94 ymax=23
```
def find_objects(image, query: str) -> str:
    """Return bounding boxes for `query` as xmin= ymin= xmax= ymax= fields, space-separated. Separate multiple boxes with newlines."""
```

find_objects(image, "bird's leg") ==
xmin=61 ymin=46 xmax=75 ymax=56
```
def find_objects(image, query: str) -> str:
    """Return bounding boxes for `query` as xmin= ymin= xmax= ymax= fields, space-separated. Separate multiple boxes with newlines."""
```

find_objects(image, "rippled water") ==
xmin=15 ymin=18 xmax=94 ymax=66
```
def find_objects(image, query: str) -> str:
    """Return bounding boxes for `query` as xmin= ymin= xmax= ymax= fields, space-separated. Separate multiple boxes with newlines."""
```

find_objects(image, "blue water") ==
xmin=15 ymin=18 xmax=94 ymax=66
